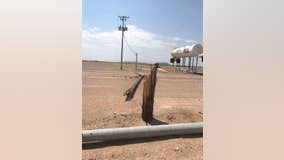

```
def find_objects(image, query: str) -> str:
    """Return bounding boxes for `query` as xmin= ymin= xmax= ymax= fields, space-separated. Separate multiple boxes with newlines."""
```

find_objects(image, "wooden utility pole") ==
xmin=135 ymin=52 xmax=138 ymax=70
xmin=118 ymin=16 xmax=129 ymax=70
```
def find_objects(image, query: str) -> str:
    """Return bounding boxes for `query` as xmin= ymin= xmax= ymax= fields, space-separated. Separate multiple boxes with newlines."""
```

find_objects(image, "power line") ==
xmin=124 ymin=35 xmax=139 ymax=70
xmin=124 ymin=34 xmax=137 ymax=56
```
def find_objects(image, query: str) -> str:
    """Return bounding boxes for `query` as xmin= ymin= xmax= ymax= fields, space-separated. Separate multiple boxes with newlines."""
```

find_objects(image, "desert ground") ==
xmin=82 ymin=61 xmax=203 ymax=160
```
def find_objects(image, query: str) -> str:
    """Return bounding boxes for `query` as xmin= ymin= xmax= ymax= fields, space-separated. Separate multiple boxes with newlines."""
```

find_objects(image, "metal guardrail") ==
xmin=82 ymin=122 xmax=203 ymax=143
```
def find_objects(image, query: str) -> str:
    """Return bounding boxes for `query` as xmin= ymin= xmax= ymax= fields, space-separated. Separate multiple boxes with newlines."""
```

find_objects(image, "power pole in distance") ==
xmin=118 ymin=16 xmax=129 ymax=70
xmin=135 ymin=52 xmax=138 ymax=70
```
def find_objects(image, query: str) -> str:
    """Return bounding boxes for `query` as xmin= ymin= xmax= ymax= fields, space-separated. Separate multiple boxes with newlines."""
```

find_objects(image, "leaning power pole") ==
xmin=118 ymin=16 xmax=129 ymax=70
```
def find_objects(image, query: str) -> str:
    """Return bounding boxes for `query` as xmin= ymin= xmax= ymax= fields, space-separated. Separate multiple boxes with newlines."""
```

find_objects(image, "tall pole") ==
xmin=188 ymin=57 xmax=191 ymax=72
xmin=195 ymin=56 xmax=199 ymax=73
xmin=120 ymin=20 xmax=124 ymax=70
xmin=191 ymin=56 xmax=195 ymax=72
xmin=135 ymin=52 xmax=138 ymax=70
xmin=118 ymin=16 xmax=129 ymax=70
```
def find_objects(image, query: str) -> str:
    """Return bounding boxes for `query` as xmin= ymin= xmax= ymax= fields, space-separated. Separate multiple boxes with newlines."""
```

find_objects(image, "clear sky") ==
xmin=82 ymin=0 xmax=203 ymax=63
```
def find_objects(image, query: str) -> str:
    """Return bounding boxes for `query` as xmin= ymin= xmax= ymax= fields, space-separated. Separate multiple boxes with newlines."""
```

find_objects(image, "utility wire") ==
xmin=124 ymin=34 xmax=137 ymax=56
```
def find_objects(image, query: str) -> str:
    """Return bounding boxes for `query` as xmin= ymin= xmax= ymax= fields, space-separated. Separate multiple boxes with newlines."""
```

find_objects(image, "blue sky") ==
xmin=82 ymin=0 xmax=203 ymax=63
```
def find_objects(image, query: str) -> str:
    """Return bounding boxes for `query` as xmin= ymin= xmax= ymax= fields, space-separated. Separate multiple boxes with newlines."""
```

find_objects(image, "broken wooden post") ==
xmin=141 ymin=63 xmax=159 ymax=125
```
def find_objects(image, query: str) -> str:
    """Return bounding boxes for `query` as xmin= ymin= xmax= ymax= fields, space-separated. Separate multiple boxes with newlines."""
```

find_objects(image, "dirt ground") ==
xmin=82 ymin=61 xmax=203 ymax=160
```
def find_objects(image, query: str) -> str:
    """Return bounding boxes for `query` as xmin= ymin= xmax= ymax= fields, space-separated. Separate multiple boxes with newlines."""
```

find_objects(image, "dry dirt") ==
xmin=82 ymin=61 xmax=203 ymax=160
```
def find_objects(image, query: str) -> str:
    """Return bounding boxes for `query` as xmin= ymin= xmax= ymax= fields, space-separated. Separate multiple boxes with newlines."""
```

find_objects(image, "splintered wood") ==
xmin=141 ymin=63 xmax=159 ymax=124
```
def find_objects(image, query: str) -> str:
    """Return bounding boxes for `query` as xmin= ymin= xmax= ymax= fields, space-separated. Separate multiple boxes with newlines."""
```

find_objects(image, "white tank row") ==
xmin=171 ymin=44 xmax=203 ymax=58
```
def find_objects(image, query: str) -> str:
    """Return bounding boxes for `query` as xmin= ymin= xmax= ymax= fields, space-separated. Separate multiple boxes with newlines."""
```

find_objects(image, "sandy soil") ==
xmin=82 ymin=61 xmax=203 ymax=160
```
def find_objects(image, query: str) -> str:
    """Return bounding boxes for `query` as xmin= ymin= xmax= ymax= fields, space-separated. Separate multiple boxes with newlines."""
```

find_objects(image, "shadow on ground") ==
xmin=148 ymin=118 xmax=169 ymax=125
xmin=193 ymin=72 xmax=203 ymax=76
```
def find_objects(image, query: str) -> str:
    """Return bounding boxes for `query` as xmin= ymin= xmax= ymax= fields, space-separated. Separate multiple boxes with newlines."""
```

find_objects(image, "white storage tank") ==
xmin=171 ymin=44 xmax=203 ymax=58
